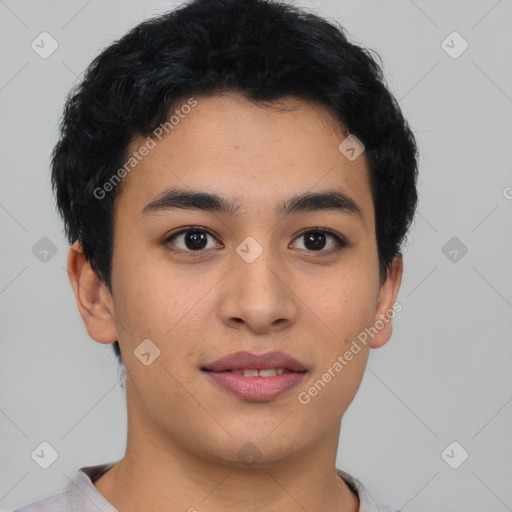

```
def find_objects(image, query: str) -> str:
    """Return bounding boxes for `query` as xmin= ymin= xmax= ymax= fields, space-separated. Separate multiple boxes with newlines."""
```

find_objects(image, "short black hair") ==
xmin=51 ymin=0 xmax=419 ymax=367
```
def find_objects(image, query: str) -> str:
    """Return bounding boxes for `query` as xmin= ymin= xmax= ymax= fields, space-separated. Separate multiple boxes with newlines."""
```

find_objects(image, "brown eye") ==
xmin=164 ymin=227 xmax=221 ymax=257
xmin=304 ymin=231 xmax=327 ymax=250
xmin=181 ymin=230 xmax=208 ymax=250
xmin=292 ymin=228 xmax=347 ymax=255
xmin=163 ymin=226 xmax=347 ymax=259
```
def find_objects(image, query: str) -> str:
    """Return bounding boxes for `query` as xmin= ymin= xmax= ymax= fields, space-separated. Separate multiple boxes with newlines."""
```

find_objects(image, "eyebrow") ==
xmin=141 ymin=186 xmax=364 ymax=224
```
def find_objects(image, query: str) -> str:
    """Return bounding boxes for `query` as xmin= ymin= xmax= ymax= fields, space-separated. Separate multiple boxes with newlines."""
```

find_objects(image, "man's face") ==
xmin=100 ymin=92 xmax=397 ymax=465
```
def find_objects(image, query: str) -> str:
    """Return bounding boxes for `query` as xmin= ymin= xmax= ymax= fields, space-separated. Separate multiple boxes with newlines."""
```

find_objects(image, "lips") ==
xmin=201 ymin=350 xmax=308 ymax=373
xmin=201 ymin=351 xmax=308 ymax=402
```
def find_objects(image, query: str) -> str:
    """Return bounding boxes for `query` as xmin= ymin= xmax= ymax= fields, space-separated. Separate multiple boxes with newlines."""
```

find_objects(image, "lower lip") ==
xmin=204 ymin=371 xmax=307 ymax=402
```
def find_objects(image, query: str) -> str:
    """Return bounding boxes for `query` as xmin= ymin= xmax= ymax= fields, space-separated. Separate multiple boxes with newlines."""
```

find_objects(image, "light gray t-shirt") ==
xmin=14 ymin=462 xmax=402 ymax=512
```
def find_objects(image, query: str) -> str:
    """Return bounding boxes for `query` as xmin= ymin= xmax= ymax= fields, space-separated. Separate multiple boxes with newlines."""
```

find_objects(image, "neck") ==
xmin=94 ymin=389 xmax=359 ymax=512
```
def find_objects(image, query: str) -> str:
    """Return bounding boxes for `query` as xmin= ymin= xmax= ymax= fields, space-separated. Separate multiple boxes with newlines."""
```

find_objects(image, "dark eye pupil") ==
xmin=185 ymin=230 xmax=207 ymax=250
xmin=304 ymin=231 xmax=326 ymax=250
xmin=182 ymin=230 xmax=327 ymax=251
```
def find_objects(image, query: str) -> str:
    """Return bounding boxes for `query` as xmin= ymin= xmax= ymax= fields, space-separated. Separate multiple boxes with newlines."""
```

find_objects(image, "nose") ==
xmin=219 ymin=247 xmax=298 ymax=335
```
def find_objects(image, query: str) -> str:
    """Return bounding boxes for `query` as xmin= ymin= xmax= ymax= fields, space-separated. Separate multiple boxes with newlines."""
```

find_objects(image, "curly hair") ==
xmin=51 ymin=0 xmax=419 ymax=366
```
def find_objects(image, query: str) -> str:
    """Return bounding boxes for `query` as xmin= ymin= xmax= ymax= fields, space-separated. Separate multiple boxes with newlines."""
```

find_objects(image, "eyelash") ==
xmin=162 ymin=226 xmax=348 ymax=259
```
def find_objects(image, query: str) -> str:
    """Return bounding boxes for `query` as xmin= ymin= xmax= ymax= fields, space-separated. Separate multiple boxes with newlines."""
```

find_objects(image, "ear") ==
xmin=66 ymin=241 xmax=118 ymax=344
xmin=369 ymin=253 xmax=403 ymax=349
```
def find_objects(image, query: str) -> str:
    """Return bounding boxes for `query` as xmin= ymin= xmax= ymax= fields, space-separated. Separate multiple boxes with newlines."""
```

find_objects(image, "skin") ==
xmin=67 ymin=92 xmax=402 ymax=511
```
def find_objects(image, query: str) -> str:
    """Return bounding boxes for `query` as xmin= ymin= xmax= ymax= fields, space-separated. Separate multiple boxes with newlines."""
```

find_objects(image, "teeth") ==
xmin=228 ymin=368 xmax=287 ymax=377
xmin=258 ymin=368 xmax=277 ymax=377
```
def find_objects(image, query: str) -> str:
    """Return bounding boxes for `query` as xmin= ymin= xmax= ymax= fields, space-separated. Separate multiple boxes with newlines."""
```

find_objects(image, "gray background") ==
xmin=1 ymin=0 xmax=511 ymax=510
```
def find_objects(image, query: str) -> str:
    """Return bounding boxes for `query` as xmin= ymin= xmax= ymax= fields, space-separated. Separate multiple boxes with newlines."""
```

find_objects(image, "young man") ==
xmin=17 ymin=0 xmax=418 ymax=510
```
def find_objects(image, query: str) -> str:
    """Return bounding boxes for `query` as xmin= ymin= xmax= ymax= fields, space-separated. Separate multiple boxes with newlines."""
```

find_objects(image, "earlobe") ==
xmin=67 ymin=241 xmax=118 ymax=344
xmin=369 ymin=254 xmax=403 ymax=349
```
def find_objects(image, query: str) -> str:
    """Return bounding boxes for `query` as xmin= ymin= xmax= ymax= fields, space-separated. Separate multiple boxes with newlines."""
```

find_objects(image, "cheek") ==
xmin=112 ymin=257 xmax=213 ymax=374
xmin=305 ymin=265 xmax=378 ymax=344
xmin=295 ymin=331 xmax=369 ymax=433
xmin=110 ymin=256 xmax=182 ymax=345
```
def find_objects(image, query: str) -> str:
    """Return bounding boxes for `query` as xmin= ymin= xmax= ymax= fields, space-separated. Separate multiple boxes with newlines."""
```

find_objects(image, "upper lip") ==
xmin=202 ymin=351 xmax=308 ymax=372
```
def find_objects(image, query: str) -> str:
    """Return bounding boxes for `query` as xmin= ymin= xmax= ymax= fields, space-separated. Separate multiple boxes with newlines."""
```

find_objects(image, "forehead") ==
xmin=114 ymin=93 xmax=374 ymax=228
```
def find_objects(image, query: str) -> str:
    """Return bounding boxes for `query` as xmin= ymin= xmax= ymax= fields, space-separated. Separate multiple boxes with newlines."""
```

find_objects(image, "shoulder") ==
xmin=14 ymin=489 xmax=72 ymax=511
xmin=336 ymin=468 xmax=403 ymax=512
xmin=13 ymin=462 xmax=118 ymax=512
